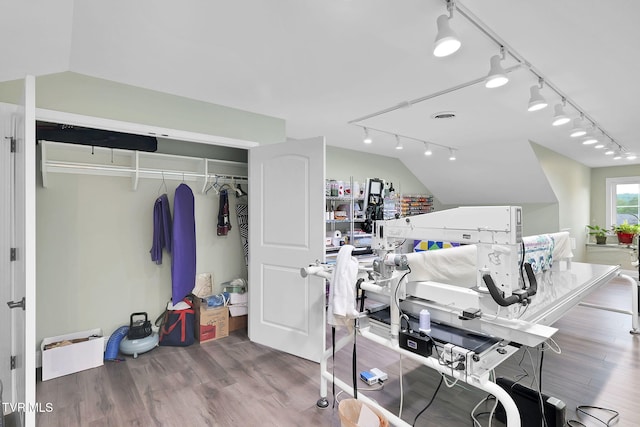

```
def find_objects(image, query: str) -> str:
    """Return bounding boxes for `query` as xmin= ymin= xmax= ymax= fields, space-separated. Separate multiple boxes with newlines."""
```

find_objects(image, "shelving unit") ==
xmin=40 ymin=140 xmax=247 ymax=193
xmin=400 ymin=194 xmax=434 ymax=216
xmin=325 ymin=177 xmax=373 ymax=256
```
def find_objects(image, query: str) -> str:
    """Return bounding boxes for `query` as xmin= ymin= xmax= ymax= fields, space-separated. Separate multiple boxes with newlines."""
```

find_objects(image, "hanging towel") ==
xmin=171 ymin=184 xmax=197 ymax=304
xmin=217 ymin=189 xmax=232 ymax=236
xmin=327 ymin=245 xmax=359 ymax=329
xmin=150 ymin=193 xmax=172 ymax=264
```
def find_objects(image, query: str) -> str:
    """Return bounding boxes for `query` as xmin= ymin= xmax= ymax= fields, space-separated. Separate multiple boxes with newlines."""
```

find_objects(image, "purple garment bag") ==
xmin=171 ymin=184 xmax=197 ymax=304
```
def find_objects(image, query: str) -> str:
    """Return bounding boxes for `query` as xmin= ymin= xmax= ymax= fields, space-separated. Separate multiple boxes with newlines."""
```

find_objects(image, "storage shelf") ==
xmin=40 ymin=140 xmax=247 ymax=193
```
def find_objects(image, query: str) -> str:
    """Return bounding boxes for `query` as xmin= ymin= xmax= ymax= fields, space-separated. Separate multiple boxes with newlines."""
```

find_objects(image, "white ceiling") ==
xmin=2 ymin=0 xmax=638 ymax=205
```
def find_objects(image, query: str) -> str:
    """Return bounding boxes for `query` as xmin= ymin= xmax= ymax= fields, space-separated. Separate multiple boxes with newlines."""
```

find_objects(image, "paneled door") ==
xmin=248 ymin=137 xmax=326 ymax=362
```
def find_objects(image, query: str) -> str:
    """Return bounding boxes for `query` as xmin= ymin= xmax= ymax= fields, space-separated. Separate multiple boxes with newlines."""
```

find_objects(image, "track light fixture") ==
xmin=485 ymin=47 xmax=509 ymax=89
xmin=448 ymin=148 xmax=456 ymax=161
xmin=433 ymin=0 xmax=461 ymax=58
xmin=351 ymin=125 xmax=455 ymax=157
xmin=527 ymin=78 xmax=547 ymax=111
xmin=569 ymin=114 xmax=586 ymax=137
xmin=613 ymin=151 xmax=623 ymax=160
xmin=395 ymin=134 xmax=403 ymax=150
xmin=363 ymin=127 xmax=372 ymax=144
xmin=604 ymin=145 xmax=616 ymax=155
xmin=627 ymin=153 xmax=637 ymax=160
xmin=551 ymin=99 xmax=570 ymax=126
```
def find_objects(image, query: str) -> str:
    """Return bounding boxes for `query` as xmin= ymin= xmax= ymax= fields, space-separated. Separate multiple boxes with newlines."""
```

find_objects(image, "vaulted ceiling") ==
xmin=2 ymin=0 xmax=638 ymax=205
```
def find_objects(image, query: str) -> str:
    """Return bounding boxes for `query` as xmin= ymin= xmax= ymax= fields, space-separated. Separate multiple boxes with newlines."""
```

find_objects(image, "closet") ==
xmin=36 ymin=129 xmax=250 ymax=352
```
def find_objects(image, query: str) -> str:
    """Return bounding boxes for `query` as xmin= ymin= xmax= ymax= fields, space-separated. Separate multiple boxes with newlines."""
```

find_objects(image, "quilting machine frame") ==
xmin=302 ymin=206 xmax=638 ymax=427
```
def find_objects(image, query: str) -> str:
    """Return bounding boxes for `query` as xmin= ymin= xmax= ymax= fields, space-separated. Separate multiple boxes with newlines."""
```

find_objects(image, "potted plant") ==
xmin=612 ymin=220 xmax=640 ymax=245
xmin=587 ymin=225 xmax=608 ymax=244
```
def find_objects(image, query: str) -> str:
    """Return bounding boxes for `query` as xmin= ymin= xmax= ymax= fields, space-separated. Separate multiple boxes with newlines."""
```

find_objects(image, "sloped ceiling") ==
xmin=1 ymin=0 xmax=638 ymax=205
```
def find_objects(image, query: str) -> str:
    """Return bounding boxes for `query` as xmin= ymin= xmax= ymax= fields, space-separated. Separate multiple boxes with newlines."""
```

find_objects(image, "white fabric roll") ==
xmin=405 ymin=245 xmax=478 ymax=287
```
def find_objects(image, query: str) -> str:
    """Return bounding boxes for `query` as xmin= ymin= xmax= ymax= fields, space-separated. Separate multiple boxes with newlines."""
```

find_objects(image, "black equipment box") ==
xmin=495 ymin=377 xmax=566 ymax=427
xmin=399 ymin=329 xmax=433 ymax=357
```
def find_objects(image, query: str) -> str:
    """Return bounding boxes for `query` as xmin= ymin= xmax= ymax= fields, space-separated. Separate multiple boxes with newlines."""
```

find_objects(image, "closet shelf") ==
xmin=40 ymin=140 xmax=247 ymax=193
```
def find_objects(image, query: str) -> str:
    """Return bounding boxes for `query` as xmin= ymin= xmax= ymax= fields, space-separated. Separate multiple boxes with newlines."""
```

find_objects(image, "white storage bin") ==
xmin=229 ymin=292 xmax=248 ymax=316
xmin=41 ymin=328 xmax=104 ymax=381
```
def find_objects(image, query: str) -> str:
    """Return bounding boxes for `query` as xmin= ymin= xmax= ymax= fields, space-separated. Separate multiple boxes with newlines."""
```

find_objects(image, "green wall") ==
xmin=0 ymin=72 xmax=286 ymax=144
xmin=531 ymin=142 xmax=591 ymax=262
xmin=326 ymin=145 xmax=441 ymax=208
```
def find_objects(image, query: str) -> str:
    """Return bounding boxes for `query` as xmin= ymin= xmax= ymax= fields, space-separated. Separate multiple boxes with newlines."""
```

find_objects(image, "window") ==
xmin=606 ymin=177 xmax=640 ymax=228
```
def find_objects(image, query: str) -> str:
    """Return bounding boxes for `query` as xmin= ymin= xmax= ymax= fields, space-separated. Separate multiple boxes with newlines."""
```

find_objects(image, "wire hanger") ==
xmin=157 ymin=171 xmax=168 ymax=196
xmin=205 ymin=175 xmax=220 ymax=195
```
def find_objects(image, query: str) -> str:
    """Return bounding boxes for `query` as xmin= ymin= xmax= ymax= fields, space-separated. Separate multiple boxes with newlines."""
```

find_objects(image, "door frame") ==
xmin=24 ymin=106 xmax=258 ymax=425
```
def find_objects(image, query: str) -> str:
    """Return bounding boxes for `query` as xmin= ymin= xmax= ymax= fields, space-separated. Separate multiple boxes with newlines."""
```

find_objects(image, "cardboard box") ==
xmin=229 ymin=314 xmax=248 ymax=332
xmin=41 ymin=328 xmax=104 ymax=381
xmin=194 ymin=304 xmax=228 ymax=343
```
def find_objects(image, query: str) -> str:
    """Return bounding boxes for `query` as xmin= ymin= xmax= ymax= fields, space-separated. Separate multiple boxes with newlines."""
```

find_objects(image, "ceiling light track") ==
xmin=452 ymin=0 xmax=628 ymax=156
xmin=348 ymin=65 xmax=521 ymax=125
xmin=352 ymin=124 xmax=457 ymax=160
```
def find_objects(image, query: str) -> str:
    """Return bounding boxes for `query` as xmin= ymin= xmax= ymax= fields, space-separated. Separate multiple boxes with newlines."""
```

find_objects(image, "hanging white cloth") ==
xmin=327 ymin=245 xmax=359 ymax=329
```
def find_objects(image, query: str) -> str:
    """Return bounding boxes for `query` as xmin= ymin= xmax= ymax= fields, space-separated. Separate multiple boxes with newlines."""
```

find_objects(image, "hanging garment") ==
xmin=217 ymin=189 xmax=232 ymax=236
xmin=150 ymin=193 xmax=172 ymax=264
xmin=171 ymin=183 xmax=197 ymax=304
xmin=327 ymin=245 xmax=359 ymax=330
xmin=235 ymin=203 xmax=248 ymax=266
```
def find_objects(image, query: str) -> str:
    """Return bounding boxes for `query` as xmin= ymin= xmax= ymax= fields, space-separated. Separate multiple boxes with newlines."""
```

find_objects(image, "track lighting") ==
xmin=433 ymin=1 xmax=461 ymax=58
xmin=582 ymin=135 xmax=597 ymax=145
xmin=527 ymin=79 xmax=547 ymax=111
xmin=448 ymin=148 xmax=456 ymax=161
xmin=395 ymin=134 xmax=403 ymax=150
xmin=352 ymin=125 xmax=455 ymax=156
xmin=627 ymin=153 xmax=637 ymax=160
xmin=569 ymin=116 xmax=586 ymax=137
xmin=594 ymin=142 xmax=605 ymax=149
xmin=363 ymin=127 xmax=372 ymax=144
xmin=485 ymin=49 xmax=509 ymax=88
xmin=604 ymin=145 xmax=615 ymax=155
xmin=613 ymin=151 xmax=623 ymax=160
xmin=551 ymin=101 xmax=570 ymax=126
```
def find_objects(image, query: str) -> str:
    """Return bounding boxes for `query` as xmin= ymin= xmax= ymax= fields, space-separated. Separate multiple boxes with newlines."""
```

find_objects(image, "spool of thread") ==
xmin=419 ymin=309 xmax=431 ymax=334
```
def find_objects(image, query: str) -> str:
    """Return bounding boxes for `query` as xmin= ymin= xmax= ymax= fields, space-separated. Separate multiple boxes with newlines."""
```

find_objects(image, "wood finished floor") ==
xmin=36 ymin=275 xmax=640 ymax=426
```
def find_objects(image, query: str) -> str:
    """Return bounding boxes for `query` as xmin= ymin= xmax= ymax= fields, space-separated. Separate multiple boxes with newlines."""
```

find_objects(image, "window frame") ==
xmin=605 ymin=176 xmax=640 ymax=228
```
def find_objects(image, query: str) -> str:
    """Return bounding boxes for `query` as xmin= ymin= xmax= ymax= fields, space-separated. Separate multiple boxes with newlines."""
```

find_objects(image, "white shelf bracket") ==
xmin=131 ymin=151 xmax=140 ymax=191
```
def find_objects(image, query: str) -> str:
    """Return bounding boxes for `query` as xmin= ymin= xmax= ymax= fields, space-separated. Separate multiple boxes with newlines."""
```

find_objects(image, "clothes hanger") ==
xmin=205 ymin=175 xmax=220 ymax=195
xmin=157 ymin=171 xmax=168 ymax=196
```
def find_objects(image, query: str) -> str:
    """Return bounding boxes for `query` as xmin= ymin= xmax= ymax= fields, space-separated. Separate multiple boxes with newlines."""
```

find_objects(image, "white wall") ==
xmin=36 ymin=170 xmax=247 ymax=344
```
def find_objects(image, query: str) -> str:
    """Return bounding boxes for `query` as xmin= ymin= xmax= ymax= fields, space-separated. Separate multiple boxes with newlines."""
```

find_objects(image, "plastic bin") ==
xmin=338 ymin=399 xmax=389 ymax=427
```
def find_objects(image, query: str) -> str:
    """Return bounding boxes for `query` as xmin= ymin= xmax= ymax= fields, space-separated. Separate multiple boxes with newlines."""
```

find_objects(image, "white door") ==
xmin=248 ymin=137 xmax=326 ymax=362
xmin=2 ymin=76 xmax=37 ymax=426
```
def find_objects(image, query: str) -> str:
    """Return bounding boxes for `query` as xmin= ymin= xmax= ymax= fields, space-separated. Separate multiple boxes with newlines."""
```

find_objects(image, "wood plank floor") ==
xmin=36 ymin=274 xmax=640 ymax=426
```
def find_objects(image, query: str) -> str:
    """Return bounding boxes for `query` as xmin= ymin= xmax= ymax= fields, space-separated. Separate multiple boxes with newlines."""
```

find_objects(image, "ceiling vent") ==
xmin=431 ymin=111 xmax=456 ymax=120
